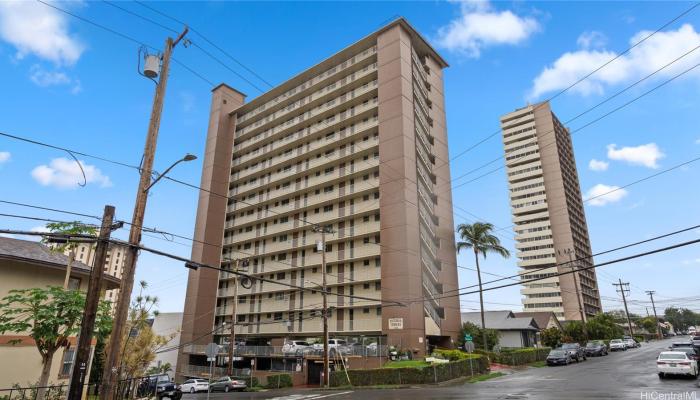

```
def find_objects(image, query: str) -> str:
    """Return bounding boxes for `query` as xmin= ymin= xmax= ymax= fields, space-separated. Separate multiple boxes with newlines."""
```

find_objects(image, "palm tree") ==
xmin=456 ymin=222 xmax=510 ymax=350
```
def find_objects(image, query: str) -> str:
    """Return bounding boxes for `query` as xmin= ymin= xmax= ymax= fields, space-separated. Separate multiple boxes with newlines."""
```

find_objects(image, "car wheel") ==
xmin=224 ymin=386 xmax=230 ymax=393
xmin=190 ymin=388 xmax=195 ymax=394
xmin=658 ymin=372 xmax=665 ymax=378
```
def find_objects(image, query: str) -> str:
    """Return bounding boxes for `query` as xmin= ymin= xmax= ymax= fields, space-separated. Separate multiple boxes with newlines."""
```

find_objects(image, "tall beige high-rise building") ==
xmin=177 ymin=18 xmax=460 ymax=381
xmin=500 ymin=101 xmax=601 ymax=321
xmin=60 ymin=242 xmax=128 ymax=310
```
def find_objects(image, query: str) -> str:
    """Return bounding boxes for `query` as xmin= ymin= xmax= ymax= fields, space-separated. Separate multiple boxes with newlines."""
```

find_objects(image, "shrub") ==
xmin=264 ymin=374 xmax=292 ymax=389
xmin=329 ymin=356 xmax=489 ymax=387
xmin=476 ymin=347 xmax=550 ymax=365
xmin=541 ymin=327 xmax=562 ymax=348
xmin=458 ymin=322 xmax=499 ymax=350
xmin=432 ymin=349 xmax=475 ymax=361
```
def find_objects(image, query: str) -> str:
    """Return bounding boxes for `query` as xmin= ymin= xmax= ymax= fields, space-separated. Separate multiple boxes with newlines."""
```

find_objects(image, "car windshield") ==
xmin=561 ymin=344 xmax=577 ymax=349
xmin=610 ymin=340 xmax=622 ymax=343
xmin=585 ymin=342 xmax=600 ymax=347
xmin=294 ymin=341 xmax=309 ymax=346
xmin=549 ymin=350 xmax=566 ymax=356
xmin=659 ymin=353 xmax=686 ymax=360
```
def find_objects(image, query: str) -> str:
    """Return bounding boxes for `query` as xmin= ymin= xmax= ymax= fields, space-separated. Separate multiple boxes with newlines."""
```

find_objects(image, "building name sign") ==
xmin=388 ymin=318 xmax=404 ymax=330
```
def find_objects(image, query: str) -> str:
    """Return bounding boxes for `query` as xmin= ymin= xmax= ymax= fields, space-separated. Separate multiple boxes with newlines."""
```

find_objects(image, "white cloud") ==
xmin=529 ymin=24 xmax=700 ymax=98
xmin=0 ymin=0 xmax=84 ymax=65
xmin=588 ymin=158 xmax=609 ymax=171
xmin=31 ymin=157 xmax=112 ymax=189
xmin=435 ymin=0 xmax=540 ymax=57
xmin=28 ymin=64 xmax=82 ymax=94
xmin=585 ymin=183 xmax=628 ymax=206
xmin=576 ymin=31 xmax=607 ymax=49
xmin=606 ymin=143 xmax=664 ymax=169
xmin=0 ymin=151 xmax=10 ymax=164
xmin=695 ymin=138 xmax=700 ymax=144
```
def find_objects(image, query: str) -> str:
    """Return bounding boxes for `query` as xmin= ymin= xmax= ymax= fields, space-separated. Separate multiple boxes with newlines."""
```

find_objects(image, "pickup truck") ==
xmin=313 ymin=339 xmax=351 ymax=356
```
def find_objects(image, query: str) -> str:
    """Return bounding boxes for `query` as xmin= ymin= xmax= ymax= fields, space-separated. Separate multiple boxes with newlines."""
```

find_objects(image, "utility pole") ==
xmin=560 ymin=249 xmax=588 ymax=340
xmin=646 ymin=291 xmax=663 ymax=340
xmin=613 ymin=279 xmax=634 ymax=336
xmin=68 ymin=205 xmax=116 ymax=400
xmin=314 ymin=224 xmax=334 ymax=388
xmin=101 ymin=27 xmax=188 ymax=400
xmin=227 ymin=259 xmax=248 ymax=376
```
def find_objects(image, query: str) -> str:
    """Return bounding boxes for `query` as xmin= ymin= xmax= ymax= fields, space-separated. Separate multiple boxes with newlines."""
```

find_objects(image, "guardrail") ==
xmin=182 ymin=343 xmax=390 ymax=358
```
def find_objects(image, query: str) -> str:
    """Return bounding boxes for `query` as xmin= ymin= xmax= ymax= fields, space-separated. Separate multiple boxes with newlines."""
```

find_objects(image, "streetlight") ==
xmin=144 ymin=153 xmax=197 ymax=192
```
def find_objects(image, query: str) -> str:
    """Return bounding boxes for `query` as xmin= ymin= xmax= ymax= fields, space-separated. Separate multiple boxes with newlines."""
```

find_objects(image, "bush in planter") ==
xmin=433 ymin=349 xmax=472 ymax=361
xmin=264 ymin=374 xmax=292 ymax=389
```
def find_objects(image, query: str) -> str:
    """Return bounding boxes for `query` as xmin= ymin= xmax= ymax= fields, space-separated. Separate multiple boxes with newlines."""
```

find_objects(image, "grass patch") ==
xmin=529 ymin=361 xmax=546 ymax=368
xmin=467 ymin=372 xmax=505 ymax=383
xmin=383 ymin=360 xmax=430 ymax=369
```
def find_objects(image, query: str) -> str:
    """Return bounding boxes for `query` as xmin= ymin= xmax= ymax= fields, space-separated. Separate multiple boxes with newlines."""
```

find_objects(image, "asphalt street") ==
xmin=185 ymin=338 xmax=699 ymax=400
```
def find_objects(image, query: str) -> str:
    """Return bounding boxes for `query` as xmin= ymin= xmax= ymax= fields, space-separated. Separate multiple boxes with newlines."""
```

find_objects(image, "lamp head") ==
xmin=183 ymin=154 xmax=197 ymax=162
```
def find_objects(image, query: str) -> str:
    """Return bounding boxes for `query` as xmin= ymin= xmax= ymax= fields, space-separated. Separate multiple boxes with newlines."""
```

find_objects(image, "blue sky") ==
xmin=0 ymin=1 xmax=699 ymax=316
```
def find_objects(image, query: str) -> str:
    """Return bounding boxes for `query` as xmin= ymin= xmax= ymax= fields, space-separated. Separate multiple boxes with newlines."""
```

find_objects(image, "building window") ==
xmin=375 ymin=282 xmax=381 ymax=290
xmin=67 ymin=278 xmax=81 ymax=291
xmin=363 ymin=283 xmax=370 ymax=289
xmin=274 ymin=312 xmax=283 ymax=321
xmin=237 ymin=315 xmax=246 ymax=322
xmin=275 ymin=292 xmax=285 ymax=301
xmin=277 ymin=272 xmax=286 ymax=280
xmin=59 ymin=348 xmax=76 ymax=377
xmin=363 ymin=307 xmax=370 ymax=314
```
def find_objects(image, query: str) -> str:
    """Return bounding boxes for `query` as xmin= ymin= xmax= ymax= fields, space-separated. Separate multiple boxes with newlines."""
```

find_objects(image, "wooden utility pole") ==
xmin=613 ymin=279 xmax=634 ymax=336
xmin=561 ymin=249 xmax=588 ymax=340
xmin=227 ymin=260 xmax=244 ymax=376
xmin=646 ymin=291 xmax=663 ymax=340
xmin=314 ymin=225 xmax=333 ymax=388
xmin=101 ymin=27 xmax=188 ymax=400
xmin=67 ymin=205 xmax=115 ymax=400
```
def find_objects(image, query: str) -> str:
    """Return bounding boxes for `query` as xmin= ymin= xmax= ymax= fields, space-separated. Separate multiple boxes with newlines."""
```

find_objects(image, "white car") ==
xmin=623 ymin=338 xmax=639 ymax=349
xmin=313 ymin=339 xmax=350 ymax=355
xmin=609 ymin=339 xmax=627 ymax=351
xmin=657 ymin=351 xmax=699 ymax=378
xmin=282 ymin=340 xmax=312 ymax=355
xmin=179 ymin=378 xmax=209 ymax=393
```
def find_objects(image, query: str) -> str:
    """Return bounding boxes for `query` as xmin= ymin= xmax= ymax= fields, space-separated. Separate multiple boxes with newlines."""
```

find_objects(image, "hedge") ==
xmin=476 ymin=347 xmax=551 ymax=365
xmin=264 ymin=374 xmax=293 ymax=389
xmin=329 ymin=356 xmax=489 ymax=387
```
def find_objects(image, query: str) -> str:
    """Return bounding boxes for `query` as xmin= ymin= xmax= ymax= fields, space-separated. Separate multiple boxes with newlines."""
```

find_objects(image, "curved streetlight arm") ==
xmin=143 ymin=154 xmax=196 ymax=193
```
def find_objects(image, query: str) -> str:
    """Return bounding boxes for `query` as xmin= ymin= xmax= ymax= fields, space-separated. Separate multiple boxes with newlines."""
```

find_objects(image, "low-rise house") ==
xmin=461 ymin=311 xmax=540 ymax=348
xmin=513 ymin=312 xmax=562 ymax=331
xmin=0 ymin=237 xmax=120 ymax=390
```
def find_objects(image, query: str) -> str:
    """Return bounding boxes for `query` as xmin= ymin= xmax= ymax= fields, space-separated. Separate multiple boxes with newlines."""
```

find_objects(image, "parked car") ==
xmin=584 ymin=340 xmax=608 ymax=357
xmin=691 ymin=335 xmax=700 ymax=347
xmin=282 ymin=340 xmax=312 ymax=355
xmin=623 ymin=338 xmax=640 ymax=349
xmin=179 ymin=379 xmax=209 ymax=394
xmin=560 ymin=343 xmax=586 ymax=362
xmin=670 ymin=341 xmax=695 ymax=350
xmin=155 ymin=380 xmax=182 ymax=400
xmin=208 ymin=376 xmax=247 ymax=393
xmin=671 ymin=346 xmax=700 ymax=362
xmin=609 ymin=339 xmax=627 ymax=351
xmin=546 ymin=349 xmax=574 ymax=366
xmin=313 ymin=339 xmax=351 ymax=356
xmin=657 ymin=351 xmax=699 ymax=378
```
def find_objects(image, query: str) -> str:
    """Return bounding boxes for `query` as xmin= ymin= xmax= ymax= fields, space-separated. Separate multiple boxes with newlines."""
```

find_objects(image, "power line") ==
xmin=35 ymin=0 xmax=215 ymax=87
xmin=395 ymin=221 xmax=700 ymax=303
xmin=401 ymin=237 xmax=700 ymax=305
xmin=133 ymin=0 xmax=274 ymax=88
xmin=450 ymin=55 xmax=700 ymax=191
xmin=440 ymin=2 xmax=700 ymax=168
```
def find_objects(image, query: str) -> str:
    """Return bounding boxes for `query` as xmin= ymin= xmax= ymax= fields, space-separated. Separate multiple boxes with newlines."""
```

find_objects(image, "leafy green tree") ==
xmin=664 ymin=307 xmax=700 ymax=331
xmin=456 ymin=222 xmax=510 ymax=351
xmin=540 ymin=327 xmax=562 ymax=348
xmin=562 ymin=321 xmax=587 ymax=344
xmin=118 ymin=281 xmax=173 ymax=379
xmin=457 ymin=322 xmax=499 ymax=351
xmin=586 ymin=313 xmax=624 ymax=340
xmin=0 ymin=287 xmax=112 ymax=396
xmin=146 ymin=362 xmax=172 ymax=376
xmin=638 ymin=317 xmax=659 ymax=334
xmin=42 ymin=222 xmax=97 ymax=289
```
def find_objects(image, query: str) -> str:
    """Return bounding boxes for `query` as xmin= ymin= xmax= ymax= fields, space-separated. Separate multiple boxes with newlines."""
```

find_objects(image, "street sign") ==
xmin=205 ymin=342 xmax=220 ymax=358
xmin=464 ymin=342 xmax=475 ymax=353
xmin=464 ymin=334 xmax=473 ymax=342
